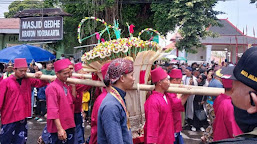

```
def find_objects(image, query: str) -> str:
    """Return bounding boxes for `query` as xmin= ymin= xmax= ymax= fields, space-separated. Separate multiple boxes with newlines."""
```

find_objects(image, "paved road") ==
xmin=1 ymin=119 xmax=203 ymax=144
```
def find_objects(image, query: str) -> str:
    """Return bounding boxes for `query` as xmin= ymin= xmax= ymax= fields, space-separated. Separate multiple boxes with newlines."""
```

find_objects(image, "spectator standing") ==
xmin=1 ymin=62 xmax=13 ymax=79
xmin=60 ymin=54 xmax=65 ymax=60
xmin=34 ymin=62 xmax=55 ymax=122
xmin=41 ymin=62 xmax=55 ymax=76
xmin=69 ymin=56 xmax=75 ymax=64
xmin=202 ymin=68 xmax=223 ymax=142
xmin=192 ymin=74 xmax=208 ymax=132
xmin=193 ymin=69 xmax=200 ymax=78
xmin=182 ymin=67 xmax=198 ymax=131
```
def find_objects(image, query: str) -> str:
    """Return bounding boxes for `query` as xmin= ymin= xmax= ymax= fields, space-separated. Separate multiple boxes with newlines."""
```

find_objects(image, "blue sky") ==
xmin=0 ymin=0 xmax=257 ymax=36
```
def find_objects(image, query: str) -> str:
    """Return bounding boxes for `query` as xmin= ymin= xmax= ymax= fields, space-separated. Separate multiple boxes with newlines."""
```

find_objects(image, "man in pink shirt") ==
xmin=213 ymin=67 xmax=242 ymax=141
xmin=0 ymin=58 xmax=47 ymax=144
xmin=169 ymin=69 xmax=185 ymax=144
xmin=45 ymin=59 xmax=76 ymax=143
xmin=144 ymin=67 xmax=185 ymax=144
xmin=89 ymin=62 xmax=111 ymax=144
xmin=73 ymin=62 xmax=91 ymax=144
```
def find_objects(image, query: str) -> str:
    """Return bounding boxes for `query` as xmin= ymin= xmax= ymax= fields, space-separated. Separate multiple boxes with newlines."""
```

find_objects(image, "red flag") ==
xmin=129 ymin=24 xmax=135 ymax=34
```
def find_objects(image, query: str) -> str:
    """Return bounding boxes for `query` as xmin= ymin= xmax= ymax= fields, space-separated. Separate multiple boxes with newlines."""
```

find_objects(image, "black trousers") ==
xmin=36 ymin=100 xmax=46 ymax=117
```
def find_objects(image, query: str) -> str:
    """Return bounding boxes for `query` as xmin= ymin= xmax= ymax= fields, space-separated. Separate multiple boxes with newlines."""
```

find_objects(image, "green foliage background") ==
xmin=5 ymin=0 xmax=222 ymax=54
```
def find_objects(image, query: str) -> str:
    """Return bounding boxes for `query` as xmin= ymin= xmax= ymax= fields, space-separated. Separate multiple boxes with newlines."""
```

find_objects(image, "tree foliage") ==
xmin=152 ymin=0 xmax=221 ymax=53
xmin=250 ymin=0 xmax=256 ymax=3
xmin=4 ymin=0 xmax=53 ymax=18
xmin=61 ymin=0 xmax=221 ymax=53
xmin=5 ymin=0 xmax=221 ymax=54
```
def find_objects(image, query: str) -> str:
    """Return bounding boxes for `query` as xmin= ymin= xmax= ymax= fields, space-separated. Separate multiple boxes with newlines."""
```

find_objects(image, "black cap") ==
xmin=233 ymin=47 xmax=257 ymax=91
xmin=219 ymin=66 xmax=237 ymax=80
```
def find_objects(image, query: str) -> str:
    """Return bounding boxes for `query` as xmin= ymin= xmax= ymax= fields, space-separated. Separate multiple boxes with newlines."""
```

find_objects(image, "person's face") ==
xmin=56 ymin=68 xmax=70 ymax=82
xmin=121 ymin=71 xmax=135 ymax=90
xmin=193 ymin=71 xmax=200 ymax=77
xmin=192 ymin=64 xmax=197 ymax=68
xmin=185 ymin=69 xmax=192 ymax=77
xmin=14 ymin=67 xmax=27 ymax=79
xmin=181 ymin=67 xmax=186 ymax=71
xmin=7 ymin=67 xmax=13 ymax=72
xmin=231 ymin=80 xmax=255 ymax=110
xmin=68 ymin=65 xmax=74 ymax=77
xmin=197 ymin=75 xmax=203 ymax=83
xmin=170 ymin=78 xmax=182 ymax=84
xmin=208 ymin=70 xmax=213 ymax=78
xmin=46 ymin=63 xmax=53 ymax=70
xmin=167 ymin=65 xmax=173 ymax=70
xmin=34 ymin=65 xmax=39 ymax=70
xmin=159 ymin=77 xmax=170 ymax=91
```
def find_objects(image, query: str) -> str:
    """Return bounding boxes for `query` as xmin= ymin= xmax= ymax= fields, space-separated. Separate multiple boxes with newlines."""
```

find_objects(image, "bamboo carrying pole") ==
xmin=29 ymin=73 xmax=92 ymax=79
xmin=26 ymin=73 xmax=224 ymax=96
xmin=72 ymin=73 xmax=92 ymax=79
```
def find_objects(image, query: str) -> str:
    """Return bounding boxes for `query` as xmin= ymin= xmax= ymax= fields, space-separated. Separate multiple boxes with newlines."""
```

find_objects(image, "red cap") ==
xmin=101 ymin=62 xmax=111 ymax=79
xmin=169 ymin=69 xmax=182 ymax=79
xmin=222 ymin=78 xmax=233 ymax=89
xmin=14 ymin=58 xmax=28 ymax=68
xmin=74 ymin=62 xmax=83 ymax=72
xmin=62 ymin=58 xmax=72 ymax=65
xmin=54 ymin=59 xmax=70 ymax=72
xmin=151 ymin=67 xmax=168 ymax=83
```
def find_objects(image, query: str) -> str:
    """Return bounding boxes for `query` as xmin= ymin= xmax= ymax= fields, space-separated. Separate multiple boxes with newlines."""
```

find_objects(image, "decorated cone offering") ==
xmin=77 ymin=17 xmax=172 ymax=138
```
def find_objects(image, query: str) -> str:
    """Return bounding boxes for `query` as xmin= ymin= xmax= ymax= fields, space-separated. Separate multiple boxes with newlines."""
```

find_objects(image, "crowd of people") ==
xmin=0 ymin=47 xmax=257 ymax=144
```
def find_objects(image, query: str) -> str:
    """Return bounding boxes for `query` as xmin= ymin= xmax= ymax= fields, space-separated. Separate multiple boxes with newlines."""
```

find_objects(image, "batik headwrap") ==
xmin=106 ymin=58 xmax=134 ymax=84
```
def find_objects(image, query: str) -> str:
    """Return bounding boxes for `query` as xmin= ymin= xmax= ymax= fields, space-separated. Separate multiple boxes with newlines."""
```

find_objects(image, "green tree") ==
xmin=61 ymin=0 xmax=221 ymax=53
xmin=152 ymin=0 xmax=221 ymax=53
xmin=5 ymin=0 xmax=221 ymax=54
xmin=4 ymin=0 xmax=53 ymax=18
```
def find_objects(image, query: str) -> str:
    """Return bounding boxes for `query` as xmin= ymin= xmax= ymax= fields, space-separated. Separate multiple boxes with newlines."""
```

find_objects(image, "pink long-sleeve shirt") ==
xmin=144 ymin=91 xmax=184 ymax=144
xmin=89 ymin=89 xmax=108 ymax=144
xmin=168 ymin=93 xmax=185 ymax=133
xmin=46 ymin=78 xmax=75 ymax=133
xmin=0 ymin=75 xmax=47 ymax=124
xmin=73 ymin=83 xmax=91 ymax=113
xmin=213 ymin=93 xmax=243 ymax=141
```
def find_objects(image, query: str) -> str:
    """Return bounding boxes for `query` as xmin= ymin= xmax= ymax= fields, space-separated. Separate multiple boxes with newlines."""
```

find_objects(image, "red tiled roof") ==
xmin=164 ymin=42 xmax=175 ymax=49
xmin=0 ymin=18 xmax=20 ymax=29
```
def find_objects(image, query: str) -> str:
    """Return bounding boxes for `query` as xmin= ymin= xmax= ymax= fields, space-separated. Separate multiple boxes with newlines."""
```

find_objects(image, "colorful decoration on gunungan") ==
xmin=78 ymin=17 xmax=166 ymax=64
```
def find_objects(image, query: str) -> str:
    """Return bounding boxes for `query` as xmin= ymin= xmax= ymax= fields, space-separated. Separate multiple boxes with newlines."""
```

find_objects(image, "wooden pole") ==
xmin=72 ymin=73 xmax=92 ymax=79
xmin=26 ymin=73 xmax=224 ymax=96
